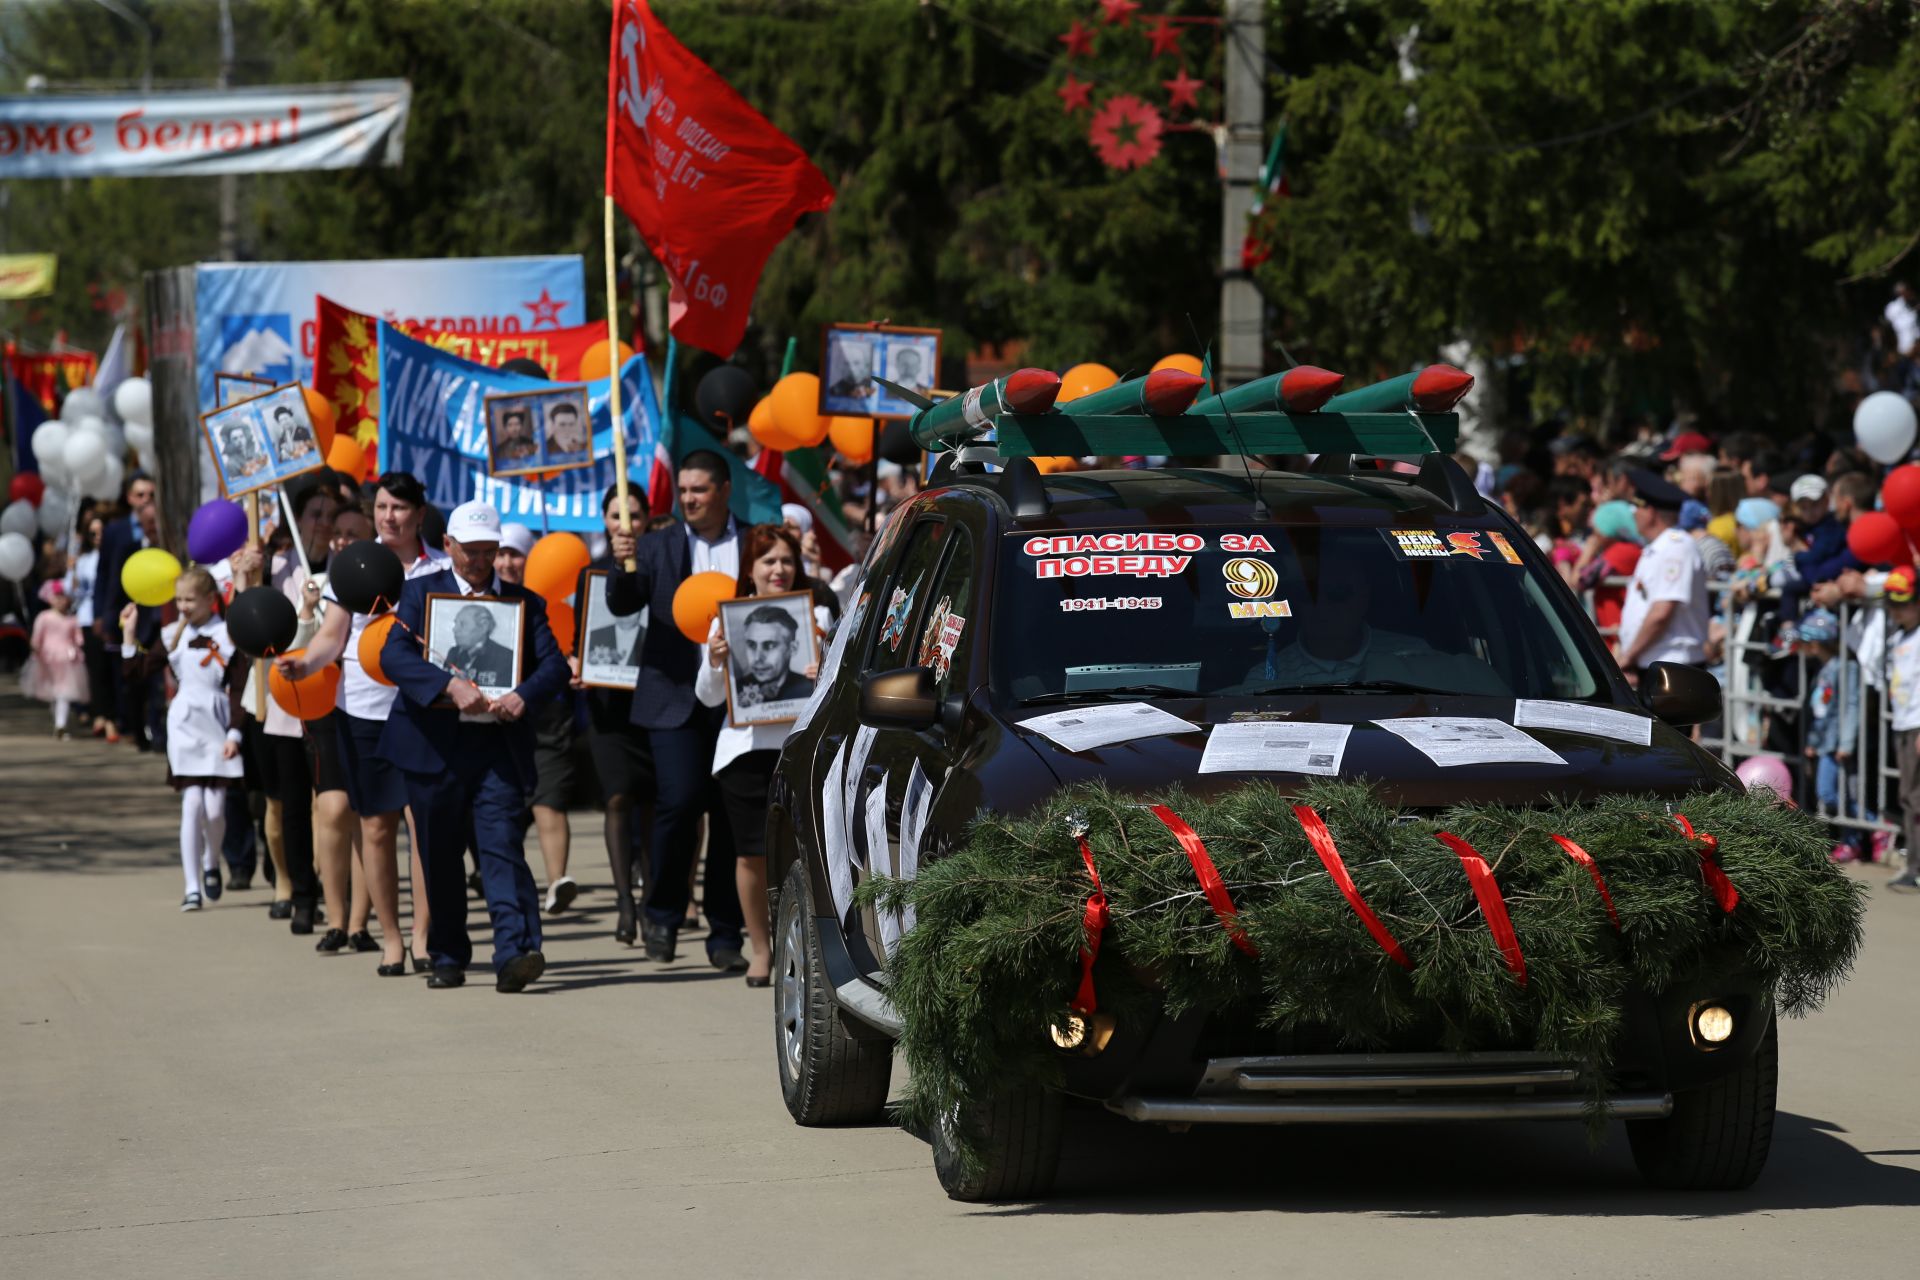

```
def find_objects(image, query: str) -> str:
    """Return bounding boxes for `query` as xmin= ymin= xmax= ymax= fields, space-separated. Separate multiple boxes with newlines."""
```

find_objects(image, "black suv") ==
xmin=767 ymin=457 xmax=1759 ymax=1201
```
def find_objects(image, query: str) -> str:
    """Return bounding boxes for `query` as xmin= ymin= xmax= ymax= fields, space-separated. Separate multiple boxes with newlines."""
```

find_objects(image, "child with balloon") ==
xmin=120 ymin=566 xmax=246 ymax=911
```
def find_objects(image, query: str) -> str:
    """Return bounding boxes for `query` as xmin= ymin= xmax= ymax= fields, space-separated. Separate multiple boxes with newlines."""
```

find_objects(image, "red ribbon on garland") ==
xmin=1292 ymin=804 xmax=1413 ymax=970
xmin=1070 ymin=833 xmax=1109 ymax=1014
xmin=1150 ymin=804 xmax=1258 ymax=957
xmin=1435 ymin=832 xmax=1528 ymax=987
xmin=1672 ymin=814 xmax=1739 ymax=913
xmin=1550 ymin=834 xmax=1620 ymax=932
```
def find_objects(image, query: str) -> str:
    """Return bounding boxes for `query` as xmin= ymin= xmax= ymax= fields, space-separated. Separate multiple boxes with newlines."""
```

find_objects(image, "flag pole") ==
xmin=603 ymin=194 xmax=635 ymax=571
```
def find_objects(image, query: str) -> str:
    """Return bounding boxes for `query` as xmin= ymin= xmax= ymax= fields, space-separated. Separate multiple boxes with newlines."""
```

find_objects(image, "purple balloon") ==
xmin=187 ymin=499 xmax=250 ymax=564
xmin=1734 ymin=754 xmax=1794 ymax=801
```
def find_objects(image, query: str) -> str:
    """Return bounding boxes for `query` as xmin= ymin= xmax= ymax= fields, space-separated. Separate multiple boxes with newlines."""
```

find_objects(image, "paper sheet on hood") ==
xmin=1199 ymin=721 xmax=1352 ymax=775
xmin=1016 ymin=701 xmax=1200 ymax=753
xmin=1373 ymin=716 xmax=1567 ymax=767
xmin=1513 ymin=699 xmax=1653 ymax=746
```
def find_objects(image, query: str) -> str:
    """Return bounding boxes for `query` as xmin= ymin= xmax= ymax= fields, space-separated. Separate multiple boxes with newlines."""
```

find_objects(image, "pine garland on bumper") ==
xmin=861 ymin=781 xmax=1866 ymax=1143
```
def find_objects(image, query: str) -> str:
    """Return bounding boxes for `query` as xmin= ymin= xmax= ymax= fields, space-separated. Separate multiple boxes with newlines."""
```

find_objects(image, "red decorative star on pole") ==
xmin=1058 ymin=19 xmax=1095 ymax=59
xmin=1163 ymin=67 xmax=1202 ymax=113
xmin=1089 ymin=94 xmax=1164 ymax=170
xmin=1143 ymin=14 xmax=1182 ymax=59
xmin=1057 ymin=74 xmax=1093 ymax=115
xmin=1098 ymin=0 xmax=1141 ymax=26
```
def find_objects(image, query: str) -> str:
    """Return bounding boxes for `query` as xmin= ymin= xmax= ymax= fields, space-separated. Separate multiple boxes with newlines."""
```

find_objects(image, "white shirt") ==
xmin=695 ymin=604 xmax=833 ymax=776
xmin=1888 ymin=295 xmax=1920 ymax=357
xmin=1888 ymin=623 xmax=1920 ymax=731
xmin=686 ymin=516 xmax=740 ymax=580
xmin=1619 ymin=526 xmax=1710 ymax=666
xmin=325 ymin=538 xmax=451 ymax=720
xmin=65 ymin=550 xmax=98 ymax=627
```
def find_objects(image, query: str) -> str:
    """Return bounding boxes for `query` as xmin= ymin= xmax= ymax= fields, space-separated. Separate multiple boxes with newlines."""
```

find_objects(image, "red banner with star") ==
xmin=314 ymin=294 xmax=606 ymax=453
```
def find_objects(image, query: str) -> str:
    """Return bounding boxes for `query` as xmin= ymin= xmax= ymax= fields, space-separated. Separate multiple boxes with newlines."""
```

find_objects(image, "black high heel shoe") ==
xmin=376 ymin=956 xmax=407 ymax=977
xmin=314 ymin=927 xmax=349 ymax=953
xmin=614 ymin=898 xmax=637 ymax=946
xmin=268 ymin=899 xmax=293 ymax=920
xmin=348 ymin=930 xmax=379 ymax=953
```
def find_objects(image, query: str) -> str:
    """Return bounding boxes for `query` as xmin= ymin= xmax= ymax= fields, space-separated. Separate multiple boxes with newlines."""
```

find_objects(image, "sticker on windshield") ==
xmin=1226 ymin=599 xmax=1292 ymax=620
xmin=916 ymin=596 xmax=967 ymax=680
xmin=1058 ymin=596 xmax=1163 ymax=612
xmin=1382 ymin=528 xmax=1521 ymax=563
xmin=1222 ymin=557 xmax=1280 ymax=599
xmin=880 ymin=585 xmax=915 ymax=652
xmin=1025 ymin=532 xmax=1201 ymax=580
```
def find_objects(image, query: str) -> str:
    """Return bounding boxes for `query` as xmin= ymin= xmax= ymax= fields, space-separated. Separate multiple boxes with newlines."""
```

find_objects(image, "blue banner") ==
xmin=193 ymin=255 xmax=585 ymax=414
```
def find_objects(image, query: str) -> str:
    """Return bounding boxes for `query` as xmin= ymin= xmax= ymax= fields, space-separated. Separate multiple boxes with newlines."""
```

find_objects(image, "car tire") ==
xmin=1627 ymin=1020 xmax=1778 ymax=1190
xmin=931 ymin=1086 xmax=1064 ymax=1203
xmin=774 ymin=858 xmax=892 ymax=1126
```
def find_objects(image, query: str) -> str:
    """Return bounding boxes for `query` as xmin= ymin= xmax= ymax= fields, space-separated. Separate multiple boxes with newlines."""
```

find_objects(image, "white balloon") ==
xmin=1855 ymin=390 xmax=1919 ymax=465
xmin=37 ymin=489 xmax=73 ymax=539
xmin=37 ymin=454 xmax=69 ymax=488
xmin=62 ymin=429 xmax=107 ymax=478
xmin=0 ymin=530 xmax=34 ymax=581
xmin=0 ymin=499 xmax=35 ymax=538
xmin=87 ymin=455 xmax=125 ymax=501
xmin=30 ymin=421 xmax=69 ymax=467
xmin=124 ymin=421 xmax=154 ymax=452
xmin=59 ymin=386 xmax=106 ymax=425
xmin=113 ymin=376 xmax=153 ymax=427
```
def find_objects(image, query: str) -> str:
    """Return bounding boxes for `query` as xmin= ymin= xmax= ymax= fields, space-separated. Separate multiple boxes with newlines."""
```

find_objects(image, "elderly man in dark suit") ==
xmin=605 ymin=450 xmax=747 ymax=969
xmin=444 ymin=602 xmax=516 ymax=690
xmin=93 ymin=471 xmax=160 ymax=748
xmin=379 ymin=500 xmax=570 ymax=992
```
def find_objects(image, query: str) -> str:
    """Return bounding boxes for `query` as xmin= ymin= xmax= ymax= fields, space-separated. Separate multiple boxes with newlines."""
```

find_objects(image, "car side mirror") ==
xmin=1639 ymin=661 xmax=1721 ymax=727
xmin=860 ymin=666 xmax=939 ymax=730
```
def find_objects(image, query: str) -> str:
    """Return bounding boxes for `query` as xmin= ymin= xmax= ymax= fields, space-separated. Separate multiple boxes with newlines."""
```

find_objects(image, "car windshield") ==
xmin=993 ymin=520 xmax=1608 ymax=703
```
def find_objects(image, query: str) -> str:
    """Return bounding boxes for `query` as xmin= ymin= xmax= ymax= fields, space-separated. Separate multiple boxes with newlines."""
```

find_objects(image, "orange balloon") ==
xmin=829 ymin=416 xmax=877 ymax=464
xmin=357 ymin=615 xmax=398 ymax=687
xmin=768 ymin=372 xmax=830 ymax=448
xmin=524 ymin=532 xmax=591 ymax=604
xmin=301 ymin=386 xmax=337 ymax=455
xmin=325 ymin=433 xmax=363 ymax=478
xmin=1151 ymin=353 xmax=1204 ymax=378
xmin=748 ymin=397 xmax=775 ymax=438
xmin=1060 ymin=362 xmax=1119 ymax=403
xmin=1030 ymin=456 xmax=1079 ymax=474
xmin=268 ymin=649 xmax=341 ymax=721
xmin=547 ymin=600 xmax=576 ymax=655
xmin=579 ymin=338 xmax=636 ymax=382
xmin=672 ymin=570 xmax=737 ymax=644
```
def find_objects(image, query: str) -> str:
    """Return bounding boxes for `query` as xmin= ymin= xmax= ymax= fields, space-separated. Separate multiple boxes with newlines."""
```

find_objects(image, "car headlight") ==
xmin=1048 ymin=1010 xmax=1115 ymax=1055
xmin=1693 ymin=1003 xmax=1735 ymax=1046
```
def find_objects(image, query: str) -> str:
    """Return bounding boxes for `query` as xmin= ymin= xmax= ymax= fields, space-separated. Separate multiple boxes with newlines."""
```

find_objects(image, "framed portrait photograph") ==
xmin=576 ymin=569 xmax=642 ymax=691
xmin=819 ymin=323 xmax=941 ymax=420
xmin=198 ymin=382 xmax=327 ymax=499
xmin=424 ymin=593 xmax=525 ymax=700
xmin=215 ymin=371 xmax=274 ymax=408
xmin=719 ymin=590 xmax=821 ymax=728
xmin=482 ymin=385 xmax=594 ymax=478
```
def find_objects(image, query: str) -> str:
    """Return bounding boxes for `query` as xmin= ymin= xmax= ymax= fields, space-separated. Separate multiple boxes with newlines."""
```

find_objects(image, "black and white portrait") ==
xmin=198 ymin=382 xmax=325 ymax=499
xmin=484 ymin=392 xmax=543 ymax=476
xmin=577 ymin=569 xmax=642 ymax=690
xmin=819 ymin=323 xmax=941 ymax=420
xmin=718 ymin=590 xmax=819 ymax=727
xmin=425 ymin=593 xmax=525 ymax=700
xmin=541 ymin=390 xmax=592 ymax=464
xmin=483 ymin=386 xmax=593 ymax=477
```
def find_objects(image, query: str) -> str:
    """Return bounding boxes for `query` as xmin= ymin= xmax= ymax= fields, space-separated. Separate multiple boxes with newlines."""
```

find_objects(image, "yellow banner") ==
xmin=0 ymin=254 xmax=57 ymax=299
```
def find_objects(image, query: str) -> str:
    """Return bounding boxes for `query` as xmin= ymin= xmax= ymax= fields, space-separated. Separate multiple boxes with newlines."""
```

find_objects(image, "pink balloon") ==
xmin=1734 ymin=754 xmax=1794 ymax=801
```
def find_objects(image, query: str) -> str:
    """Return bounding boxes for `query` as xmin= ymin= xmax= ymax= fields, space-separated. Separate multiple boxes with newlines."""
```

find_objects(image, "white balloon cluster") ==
xmin=30 ymin=375 xmax=153 ymax=502
xmin=0 ymin=530 xmax=34 ymax=582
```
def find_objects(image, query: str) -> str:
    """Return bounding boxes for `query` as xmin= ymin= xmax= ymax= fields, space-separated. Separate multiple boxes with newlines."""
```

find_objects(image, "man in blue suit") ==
xmin=93 ymin=471 xmax=159 ymax=747
xmin=606 ymin=452 xmax=747 ymax=969
xmin=379 ymin=500 xmax=570 ymax=992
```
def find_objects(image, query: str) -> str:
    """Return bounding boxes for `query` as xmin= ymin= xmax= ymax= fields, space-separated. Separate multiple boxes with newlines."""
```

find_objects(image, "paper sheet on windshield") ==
xmin=1513 ymin=699 xmax=1654 ymax=746
xmin=1199 ymin=721 xmax=1352 ymax=776
xmin=1373 ymin=716 xmax=1566 ymax=768
xmin=1016 ymin=702 xmax=1200 ymax=753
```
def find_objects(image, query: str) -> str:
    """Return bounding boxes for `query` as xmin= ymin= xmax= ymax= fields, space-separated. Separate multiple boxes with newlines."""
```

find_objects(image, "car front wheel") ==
xmin=1627 ymin=1020 xmax=1778 ymax=1190
xmin=931 ymin=1085 xmax=1064 ymax=1202
xmin=773 ymin=858 xmax=893 ymax=1125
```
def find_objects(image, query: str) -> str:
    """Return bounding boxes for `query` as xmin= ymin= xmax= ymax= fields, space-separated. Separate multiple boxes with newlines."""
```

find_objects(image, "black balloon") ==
xmin=695 ymin=364 xmax=757 ymax=430
xmin=226 ymin=586 xmax=298 ymax=658
xmin=329 ymin=539 xmax=405 ymax=615
xmin=498 ymin=357 xmax=548 ymax=380
xmin=878 ymin=419 xmax=920 ymax=467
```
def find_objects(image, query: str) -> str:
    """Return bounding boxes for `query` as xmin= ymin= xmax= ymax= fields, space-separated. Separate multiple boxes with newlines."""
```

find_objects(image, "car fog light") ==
xmin=1695 ymin=1004 xmax=1735 ymax=1044
xmin=1048 ymin=1010 xmax=1115 ymax=1055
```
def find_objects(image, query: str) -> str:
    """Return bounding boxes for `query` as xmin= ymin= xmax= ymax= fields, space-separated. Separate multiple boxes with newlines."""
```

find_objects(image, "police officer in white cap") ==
xmin=379 ymin=500 xmax=571 ymax=991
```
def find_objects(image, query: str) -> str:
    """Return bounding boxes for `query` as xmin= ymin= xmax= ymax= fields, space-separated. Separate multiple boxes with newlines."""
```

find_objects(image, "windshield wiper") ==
xmin=1239 ymin=679 xmax=1456 ymax=696
xmin=1017 ymin=683 xmax=1198 ymax=706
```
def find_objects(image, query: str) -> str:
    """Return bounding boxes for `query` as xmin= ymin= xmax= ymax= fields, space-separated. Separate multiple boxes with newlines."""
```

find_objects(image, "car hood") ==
xmin=994 ymin=694 xmax=1736 ymax=810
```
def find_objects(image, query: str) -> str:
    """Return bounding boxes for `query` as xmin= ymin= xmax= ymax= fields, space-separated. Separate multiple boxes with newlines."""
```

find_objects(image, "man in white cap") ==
xmin=379 ymin=499 xmax=571 ymax=991
xmin=492 ymin=520 xmax=579 ymax=917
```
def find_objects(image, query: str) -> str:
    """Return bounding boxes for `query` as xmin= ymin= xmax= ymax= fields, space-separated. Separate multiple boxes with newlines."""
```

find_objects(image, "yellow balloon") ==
xmin=1060 ymin=362 xmax=1119 ymax=403
xmin=1151 ymin=353 xmax=1204 ymax=378
xmin=122 ymin=547 xmax=183 ymax=607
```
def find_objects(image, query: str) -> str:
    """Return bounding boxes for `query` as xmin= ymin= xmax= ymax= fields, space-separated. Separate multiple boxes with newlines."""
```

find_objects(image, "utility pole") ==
xmin=1218 ymin=0 xmax=1265 ymax=390
xmin=217 ymin=0 xmax=238 ymax=262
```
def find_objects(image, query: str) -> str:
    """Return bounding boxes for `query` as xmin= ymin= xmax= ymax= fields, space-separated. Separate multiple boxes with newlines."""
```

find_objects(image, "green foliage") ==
xmin=863 ymin=780 xmax=1864 ymax=1165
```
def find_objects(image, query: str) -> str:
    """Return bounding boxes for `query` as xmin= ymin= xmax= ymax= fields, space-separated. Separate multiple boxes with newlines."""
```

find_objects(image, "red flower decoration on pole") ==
xmin=1143 ymin=13 xmax=1182 ymax=58
xmin=1089 ymin=94 xmax=1164 ymax=170
xmin=1163 ymin=67 xmax=1202 ymax=113
xmin=1057 ymin=74 xmax=1093 ymax=115
xmin=1058 ymin=19 xmax=1095 ymax=59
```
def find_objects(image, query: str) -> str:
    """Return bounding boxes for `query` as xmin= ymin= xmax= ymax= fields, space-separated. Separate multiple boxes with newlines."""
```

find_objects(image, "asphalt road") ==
xmin=2 ymin=692 xmax=1915 ymax=1278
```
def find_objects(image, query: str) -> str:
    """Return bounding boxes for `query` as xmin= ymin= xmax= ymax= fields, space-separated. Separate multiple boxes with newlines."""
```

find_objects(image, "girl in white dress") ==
xmin=122 ymin=566 xmax=246 ymax=911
